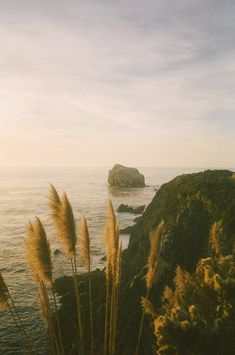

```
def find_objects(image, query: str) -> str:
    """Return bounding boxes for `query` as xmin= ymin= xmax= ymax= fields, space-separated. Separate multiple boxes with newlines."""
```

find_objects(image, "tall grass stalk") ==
xmin=112 ymin=241 xmax=122 ymax=355
xmin=104 ymin=254 xmax=111 ymax=355
xmin=104 ymin=200 xmax=122 ymax=355
xmin=39 ymin=279 xmax=58 ymax=355
xmin=25 ymin=217 xmax=64 ymax=355
xmin=49 ymin=185 xmax=84 ymax=354
xmin=79 ymin=216 xmax=94 ymax=355
xmin=135 ymin=220 xmax=164 ymax=355
xmin=72 ymin=256 xmax=84 ymax=354
xmin=0 ymin=273 xmax=33 ymax=354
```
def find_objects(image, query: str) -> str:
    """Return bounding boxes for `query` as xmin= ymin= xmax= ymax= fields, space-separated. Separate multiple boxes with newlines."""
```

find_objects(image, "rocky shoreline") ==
xmin=56 ymin=170 xmax=235 ymax=354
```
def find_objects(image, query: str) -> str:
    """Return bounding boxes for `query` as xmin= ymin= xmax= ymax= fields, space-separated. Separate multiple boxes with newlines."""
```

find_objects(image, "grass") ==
xmin=0 ymin=185 xmax=123 ymax=354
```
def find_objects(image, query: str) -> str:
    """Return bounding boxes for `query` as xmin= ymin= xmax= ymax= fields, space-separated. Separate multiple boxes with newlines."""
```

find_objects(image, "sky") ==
xmin=0 ymin=0 xmax=234 ymax=167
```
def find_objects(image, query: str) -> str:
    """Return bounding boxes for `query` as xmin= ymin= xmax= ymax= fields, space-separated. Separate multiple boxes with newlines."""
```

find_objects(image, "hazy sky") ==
xmin=0 ymin=0 xmax=234 ymax=167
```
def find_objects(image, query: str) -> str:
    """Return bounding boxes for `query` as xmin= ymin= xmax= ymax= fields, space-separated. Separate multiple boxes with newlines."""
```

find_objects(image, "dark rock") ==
xmin=133 ymin=216 xmax=142 ymax=223
xmin=108 ymin=164 xmax=145 ymax=188
xmin=54 ymin=248 xmax=63 ymax=256
xmin=120 ymin=225 xmax=134 ymax=234
xmin=117 ymin=203 xmax=145 ymax=214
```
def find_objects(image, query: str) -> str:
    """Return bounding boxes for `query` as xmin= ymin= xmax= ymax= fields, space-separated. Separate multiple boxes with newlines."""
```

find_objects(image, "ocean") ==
xmin=0 ymin=166 xmax=216 ymax=354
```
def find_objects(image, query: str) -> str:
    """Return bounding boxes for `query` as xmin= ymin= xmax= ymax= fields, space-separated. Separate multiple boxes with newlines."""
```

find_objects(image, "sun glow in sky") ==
xmin=0 ymin=0 xmax=234 ymax=167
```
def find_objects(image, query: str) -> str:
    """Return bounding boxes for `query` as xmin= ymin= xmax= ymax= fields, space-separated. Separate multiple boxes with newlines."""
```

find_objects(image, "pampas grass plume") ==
xmin=210 ymin=222 xmax=221 ymax=256
xmin=146 ymin=220 xmax=164 ymax=289
xmin=49 ymin=185 xmax=77 ymax=257
xmin=25 ymin=217 xmax=52 ymax=284
xmin=79 ymin=216 xmax=90 ymax=270
xmin=141 ymin=297 xmax=156 ymax=318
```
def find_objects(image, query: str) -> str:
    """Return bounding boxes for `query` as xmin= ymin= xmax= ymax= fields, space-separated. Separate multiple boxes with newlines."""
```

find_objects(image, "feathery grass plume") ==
xmin=79 ymin=216 xmax=94 ymax=355
xmin=25 ymin=217 xmax=64 ymax=354
xmin=141 ymin=297 xmax=156 ymax=318
xmin=49 ymin=186 xmax=83 ymax=353
xmin=115 ymin=240 xmax=122 ymax=289
xmin=135 ymin=220 xmax=164 ymax=355
xmin=49 ymin=184 xmax=62 ymax=221
xmin=162 ymin=286 xmax=175 ymax=311
xmin=174 ymin=265 xmax=186 ymax=290
xmin=49 ymin=185 xmax=77 ymax=257
xmin=174 ymin=265 xmax=191 ymax=306
xmin=105 ymin=199 xmax=117 ymax=275
xmin=146 ymin=220 xmax=164 ymax=289
xmin=0 ymin=272 xmax=8 ymax=310
xmin=25 ymin=217 xmax=52 ymax=284
xmin=210 ymin=222 xmax=221 ymax=256
xmin=79 ymin=216 xmax=90 ymax=270
xmin=49 ymin=185 xmax=82 ymax=352
xmin=60 ymin=193 xmax=77 ymax=256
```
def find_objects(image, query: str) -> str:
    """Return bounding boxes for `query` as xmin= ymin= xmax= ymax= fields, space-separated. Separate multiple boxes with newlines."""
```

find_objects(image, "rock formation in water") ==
xmin=117 ymin=204 xmax=145 ymax=214
xmin=108 ymin=164 xmax=145 ymax=187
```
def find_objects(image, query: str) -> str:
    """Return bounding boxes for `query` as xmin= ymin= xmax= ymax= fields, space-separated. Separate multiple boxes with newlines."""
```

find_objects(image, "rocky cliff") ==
xmin=56 ymin=169 xmax=235 ymax=354
xmin=123 ymin=170 xmax=235 ymax=281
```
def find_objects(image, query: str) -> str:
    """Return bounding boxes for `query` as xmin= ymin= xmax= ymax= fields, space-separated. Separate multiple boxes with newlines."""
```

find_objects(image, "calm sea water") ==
xmin=0 ymin=166 xmax=214 ymax=354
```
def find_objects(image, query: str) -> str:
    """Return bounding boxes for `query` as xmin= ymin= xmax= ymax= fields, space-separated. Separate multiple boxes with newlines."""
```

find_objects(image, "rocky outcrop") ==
xmin=108 ymin=164 xmax=145 ymax=187
xmin=120 ymin=225 xmax=135 ymax=234
xmin=54 ymin=248 xmax=63 ymax=256
xmin=56 ymin=169 xmax=235 ymax=355
xmin=117 ymin=204 xmax=145 ymax=214
xmin=123 ymin=169 xmax=235 ymax=280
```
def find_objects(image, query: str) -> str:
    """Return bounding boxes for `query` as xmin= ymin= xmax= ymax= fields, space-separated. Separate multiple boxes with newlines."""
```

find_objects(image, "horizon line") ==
xmin=0 ymin=164 xmax=234 ymax=169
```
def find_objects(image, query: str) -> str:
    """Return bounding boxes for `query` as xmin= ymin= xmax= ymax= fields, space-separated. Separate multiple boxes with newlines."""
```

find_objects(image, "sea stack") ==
xmin=108 ymin=164 xmax=145 ymax=187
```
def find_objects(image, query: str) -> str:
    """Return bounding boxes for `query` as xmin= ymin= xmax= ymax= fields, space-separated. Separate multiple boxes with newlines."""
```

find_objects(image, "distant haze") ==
xmin=0 ymin=0 xmax=234 ymax=167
